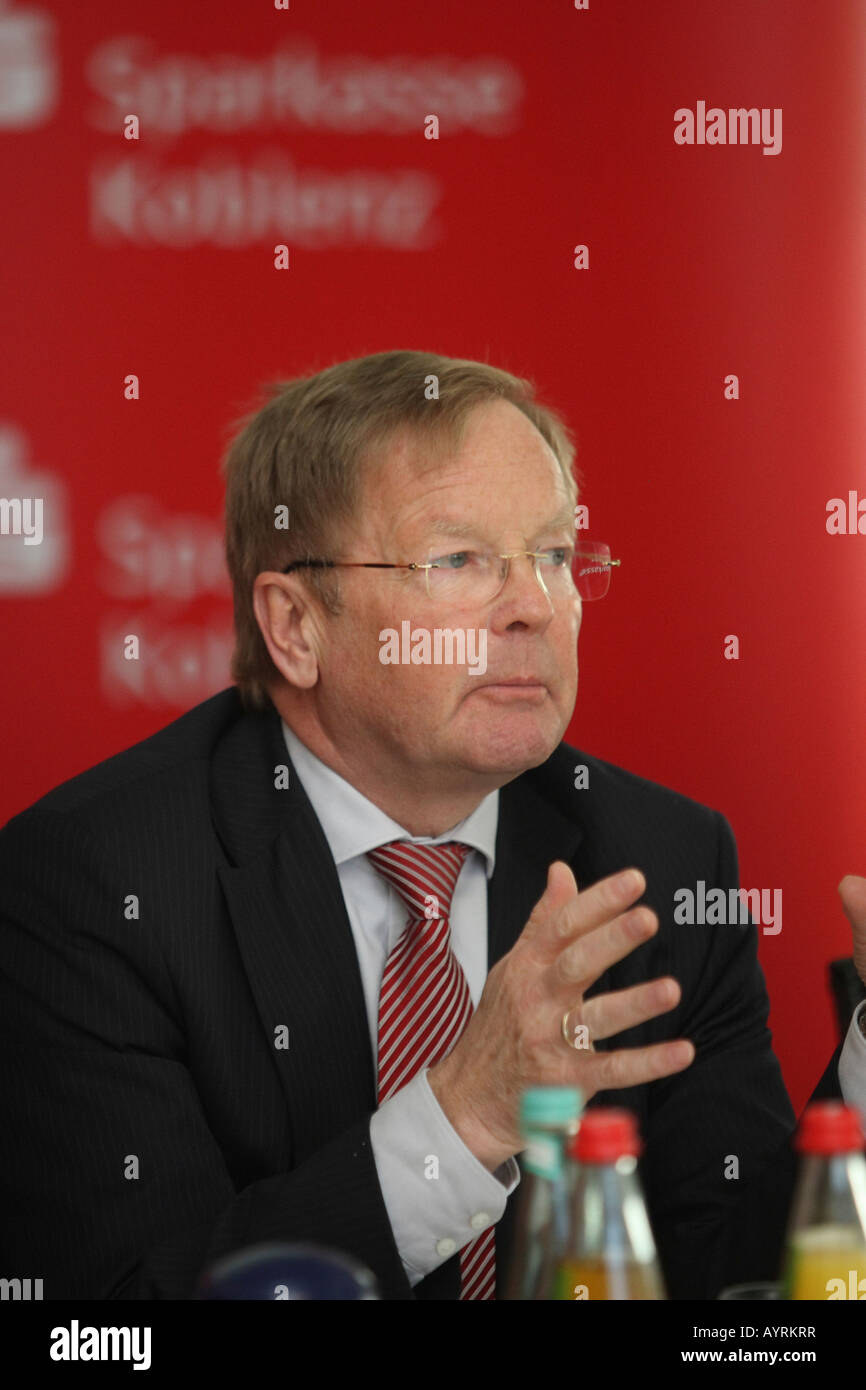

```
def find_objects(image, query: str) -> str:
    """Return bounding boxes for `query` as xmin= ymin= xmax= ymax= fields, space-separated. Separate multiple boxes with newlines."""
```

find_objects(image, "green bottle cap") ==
xmin=520 ymin=1086 xmax=583 ymax=1129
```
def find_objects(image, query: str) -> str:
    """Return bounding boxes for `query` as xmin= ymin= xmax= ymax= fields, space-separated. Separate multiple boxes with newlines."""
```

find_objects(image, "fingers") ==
xmin=838 ymin=875 xmax=866 ymax=926
xmin=550 ymin=903 xmax=659 ymax=997
xmin=513 ymin=860 xmax=693 ymax=1102
xmin=579 ymin=976 xmax=682 ymax=1043
xmin=585 ymin=1038 xmax=695 ymax=1091
xmin=521 ymin=861 xmax=648 ymax=963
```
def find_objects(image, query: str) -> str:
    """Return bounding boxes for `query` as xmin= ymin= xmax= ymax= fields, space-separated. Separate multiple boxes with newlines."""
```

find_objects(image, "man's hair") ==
xmin=221 ymin=348 xmax=580 ymax=711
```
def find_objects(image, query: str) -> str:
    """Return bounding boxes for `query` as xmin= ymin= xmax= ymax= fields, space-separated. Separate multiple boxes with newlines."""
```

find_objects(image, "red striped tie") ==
xmin=367 ymin=840 xmax=497 ymax=1300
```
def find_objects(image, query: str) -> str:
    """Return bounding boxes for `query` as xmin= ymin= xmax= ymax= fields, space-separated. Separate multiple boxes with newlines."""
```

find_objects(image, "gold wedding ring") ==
xmin=561 ymin=1008 xmax=595 ymax=1052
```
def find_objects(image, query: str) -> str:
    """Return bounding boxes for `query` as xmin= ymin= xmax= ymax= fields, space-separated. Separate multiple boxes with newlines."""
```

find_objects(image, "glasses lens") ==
xmin=572 ymin=545 xmax=612 ymax=601
xmin=424 ymin=546 xmax=615 ymax=603
xmin=425 ymin=549 xmax=496 ymax=604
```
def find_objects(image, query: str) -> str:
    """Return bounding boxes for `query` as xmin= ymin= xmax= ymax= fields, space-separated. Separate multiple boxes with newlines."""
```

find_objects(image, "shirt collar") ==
xmin=280 ymin=720 xmax=498 ymax=878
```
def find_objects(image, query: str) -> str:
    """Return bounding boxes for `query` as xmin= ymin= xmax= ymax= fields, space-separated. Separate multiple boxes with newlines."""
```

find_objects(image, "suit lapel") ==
xmin=211 ymin=702 xmax=375 ymax=1163
xmin=488 ymin=760 xmax=585 ymax=968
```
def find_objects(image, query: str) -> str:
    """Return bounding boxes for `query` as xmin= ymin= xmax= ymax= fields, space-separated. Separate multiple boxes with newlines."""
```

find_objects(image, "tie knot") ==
xmin=366 ymin=840 xmax=471 ymax=921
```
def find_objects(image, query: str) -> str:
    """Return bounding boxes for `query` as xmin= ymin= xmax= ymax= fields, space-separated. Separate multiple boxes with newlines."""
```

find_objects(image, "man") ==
xmin=811 ymin=878 xmax=866 ymax=1110
xmin=0 ymin=349 xmax=862 ymax=1300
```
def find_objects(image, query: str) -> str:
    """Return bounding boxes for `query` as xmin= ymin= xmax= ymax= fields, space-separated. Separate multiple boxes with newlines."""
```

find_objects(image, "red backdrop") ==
xmin=2 ymin=0 xmax=865 ymax=1115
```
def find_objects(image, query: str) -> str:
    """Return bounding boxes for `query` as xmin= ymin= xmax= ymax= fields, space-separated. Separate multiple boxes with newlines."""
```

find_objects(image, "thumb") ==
xmin=838 ymin=875 xmax=866 ymax=986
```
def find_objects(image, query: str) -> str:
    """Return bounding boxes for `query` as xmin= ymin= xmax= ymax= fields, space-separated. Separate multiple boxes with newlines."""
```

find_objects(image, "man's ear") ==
xmin=252 ymin=572 xmax=328 ymax=690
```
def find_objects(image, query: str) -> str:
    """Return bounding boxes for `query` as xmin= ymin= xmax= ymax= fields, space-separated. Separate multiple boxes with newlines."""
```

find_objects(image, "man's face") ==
xmin=308 ymin=399 xmax=581 ymax=796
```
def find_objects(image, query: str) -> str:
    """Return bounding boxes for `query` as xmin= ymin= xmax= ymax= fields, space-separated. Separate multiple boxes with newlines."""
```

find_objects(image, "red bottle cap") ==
xmin=796 ymin=1101 xmax=865 ymax=1155
xmin=567 ymin=1108 xmax=642 ymax=1162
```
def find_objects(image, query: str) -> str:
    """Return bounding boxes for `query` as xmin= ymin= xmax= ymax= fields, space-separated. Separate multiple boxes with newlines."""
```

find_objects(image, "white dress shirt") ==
xmin=839 ymin=1002 xmax=866 ymax=1125
xmin=281 ymin=720 xmax=521 ymax=1288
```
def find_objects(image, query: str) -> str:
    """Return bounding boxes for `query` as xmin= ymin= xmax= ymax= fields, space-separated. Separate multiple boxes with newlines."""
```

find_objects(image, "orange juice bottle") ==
xmin=781 ymin=1101 xmax=866 ymax=1300
xmin=554 ymin=1108 xmax=665 ymax=1300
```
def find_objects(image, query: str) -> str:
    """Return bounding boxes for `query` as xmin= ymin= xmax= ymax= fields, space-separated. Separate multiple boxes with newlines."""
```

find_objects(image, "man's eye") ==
xmin=540 ymin=546 xmax=571 ymax=567
xmin=431 ymin=551 xmax=477 ymax=570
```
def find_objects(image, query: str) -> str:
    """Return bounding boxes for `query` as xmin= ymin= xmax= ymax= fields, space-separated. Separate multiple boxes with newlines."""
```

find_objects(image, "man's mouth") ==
xmin=472 ymin=678 xmax=548 ymax=700
xmin=479 ymin=677 xmax=545 ymax=686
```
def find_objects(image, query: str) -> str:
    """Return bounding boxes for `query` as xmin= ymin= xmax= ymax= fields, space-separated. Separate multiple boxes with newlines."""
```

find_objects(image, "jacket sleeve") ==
xmin=809 ymin=1039 xmax=844 ymax=1103
xmin=641 ymin=810 xmax=798 ymax=1299
xmin=0 ymin=807 xmax=414 ymax=1300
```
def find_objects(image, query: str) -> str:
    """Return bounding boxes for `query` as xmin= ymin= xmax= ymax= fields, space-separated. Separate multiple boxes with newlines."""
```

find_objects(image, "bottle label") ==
xmin=523 ymin=1134 xmax=562 ymax=1181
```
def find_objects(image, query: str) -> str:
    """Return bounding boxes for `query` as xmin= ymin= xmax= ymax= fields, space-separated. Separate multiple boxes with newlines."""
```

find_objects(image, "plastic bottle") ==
xmin=555 ymin=1107 xmax=665 ymax=1300
xmin=781 ymin=1100 xmax=866 ymax=1300
xmin=503 ymin=1085 xmax=583 ymax=1299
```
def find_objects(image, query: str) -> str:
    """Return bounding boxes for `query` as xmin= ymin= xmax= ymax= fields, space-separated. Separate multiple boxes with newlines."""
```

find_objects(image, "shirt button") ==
xmin=436 ymin=1237 xmax=457 ymax=1257
xmin=469 ymin=1211 xmax=491 ymax=1231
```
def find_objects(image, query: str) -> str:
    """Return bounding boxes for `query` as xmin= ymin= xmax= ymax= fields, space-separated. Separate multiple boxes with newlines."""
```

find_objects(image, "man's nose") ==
xmin=490 ymin=554 xmax=556 ymax=626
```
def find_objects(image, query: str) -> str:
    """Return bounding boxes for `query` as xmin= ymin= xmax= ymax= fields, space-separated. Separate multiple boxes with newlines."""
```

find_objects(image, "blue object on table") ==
xmin=194 ymin=1242 xmax=380 ymax=1300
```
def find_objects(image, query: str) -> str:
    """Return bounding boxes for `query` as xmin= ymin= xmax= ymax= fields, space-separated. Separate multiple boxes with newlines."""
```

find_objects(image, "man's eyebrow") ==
xmin=425 ymin=519 xmax=485 ymax=539
xmin=425 ymin=506 xmax=575 ymax=539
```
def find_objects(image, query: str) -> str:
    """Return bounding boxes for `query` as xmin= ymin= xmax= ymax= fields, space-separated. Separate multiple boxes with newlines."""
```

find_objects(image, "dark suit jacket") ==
xmin=811 ymin=1042 xmax=845 ymax=1103
xmin=0 ymin=686 xmax=826 ymax=1299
